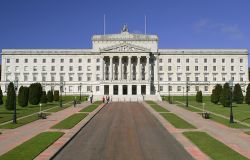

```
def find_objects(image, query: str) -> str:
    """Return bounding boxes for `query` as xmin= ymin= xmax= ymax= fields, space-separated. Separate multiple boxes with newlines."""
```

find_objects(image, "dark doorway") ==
xmin=113 ymin=85 xmax=118 ymax=95
xmin=123 ymin=85 xmax=128 ymax=95
xmin=104 ymin=85 xmax=109 ymax=95
xmin=132 ymin=85 xmax=137 ymax=95
xmin=141 ymin=85 xmax=146 ymax=95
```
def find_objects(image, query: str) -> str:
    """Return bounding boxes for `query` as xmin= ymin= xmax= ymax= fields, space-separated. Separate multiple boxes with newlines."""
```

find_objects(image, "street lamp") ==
xmin=60 ymin=80 xmax=63 ymax=108
xmin=13 ymin=80 xmax=18 ymax=124
xmin=79 ymin=83 xmax=82 ymax=101
xmin=229 ymin=80 xmax=234 ymax=123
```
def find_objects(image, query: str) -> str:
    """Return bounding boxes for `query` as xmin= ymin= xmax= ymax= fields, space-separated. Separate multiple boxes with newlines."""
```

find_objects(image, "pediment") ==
xmin=100 ymin=43 xmax=151 ymax=52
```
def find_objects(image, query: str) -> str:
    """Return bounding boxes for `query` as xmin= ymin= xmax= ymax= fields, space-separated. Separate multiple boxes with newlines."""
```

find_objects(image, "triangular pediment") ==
xmin=100 ymin=43 xmax=151 ymax=52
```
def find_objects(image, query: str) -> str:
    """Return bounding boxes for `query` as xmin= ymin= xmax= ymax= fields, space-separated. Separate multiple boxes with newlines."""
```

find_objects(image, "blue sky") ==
xmin=0 ymin=0 xmax=250 ymax=65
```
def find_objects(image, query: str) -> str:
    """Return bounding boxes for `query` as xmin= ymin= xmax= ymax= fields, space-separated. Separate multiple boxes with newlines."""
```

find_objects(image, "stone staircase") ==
xmin=91 ymin=94 xmax=162 ymax=102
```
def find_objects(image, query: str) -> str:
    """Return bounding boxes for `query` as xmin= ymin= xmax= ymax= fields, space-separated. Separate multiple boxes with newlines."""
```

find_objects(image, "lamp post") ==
xmin=186 ymin=76 xmax=189 ymax=107
xmin=168 ymin=83 xmax=171 ymax=103
xmin=60 ymin=80 xmax=63 ymax=108
xmin=13 ymin=80 xmax=18 ymax=124
xmin=79 ymin=83 xmax=82 ymax=101
xmin=39 ymin=103 xmax=42 ymax=114
xmin=229 ymin=80 xmax=234 ymax=123
xmin=183 ymin=86 xmax=184 ymax=101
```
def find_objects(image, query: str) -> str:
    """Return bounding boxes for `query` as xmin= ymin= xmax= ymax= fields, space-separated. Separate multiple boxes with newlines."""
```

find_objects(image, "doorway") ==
xmin=123 ymin=85 xmax=127 ymax=95
xmin=113 ymin=85 xmax=118 ymax=95
xmin=132 ymin=85 xmax=137 ymax=95
xmin=104 ymin=85 xmax=109 ymax=95
xmin=141 ymin=85 xmax=146 ymax=95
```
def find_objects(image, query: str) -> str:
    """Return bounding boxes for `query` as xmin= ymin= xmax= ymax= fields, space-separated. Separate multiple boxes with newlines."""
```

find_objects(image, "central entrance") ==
xmin=123 ymin=85 xmax=127 ymax=95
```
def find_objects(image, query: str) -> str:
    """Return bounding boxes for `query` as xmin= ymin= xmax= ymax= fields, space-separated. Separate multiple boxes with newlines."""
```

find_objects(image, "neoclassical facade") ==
xmin=1 ymin=26 xmax=249 ymax=101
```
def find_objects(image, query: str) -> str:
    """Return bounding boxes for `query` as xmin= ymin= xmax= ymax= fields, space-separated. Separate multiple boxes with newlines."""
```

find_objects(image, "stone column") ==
xmin=154 ymin=55 xmax=159 ymax=93
xmin=102 ymin=56 xmax=105 ymax=81
xmin=119 ymin=56 xmax=122 ymax=81
xmin=137 ymin=56 xmax=141 ymax=81
xmin=109 ymin=84 xmax=113 ymax=95
xmin=128 ymin=84 xmax=132 ymax=95
xmin=109 ymin=56 xmax=113 ymax=81
xmin=146 ymin=56 xmax=150 ymax=81
xmin=137 ymin=85 xmax=141 ymax=95
xmin=128 ymin=56 xmax=131 ymax=81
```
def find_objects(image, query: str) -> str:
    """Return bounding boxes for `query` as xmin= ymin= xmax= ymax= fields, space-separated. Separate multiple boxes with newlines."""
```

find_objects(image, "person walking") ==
xmin=102 ymin=96 xmax=105 ymax=103
xmin=73 ymin=99 xmax=76 ymax=107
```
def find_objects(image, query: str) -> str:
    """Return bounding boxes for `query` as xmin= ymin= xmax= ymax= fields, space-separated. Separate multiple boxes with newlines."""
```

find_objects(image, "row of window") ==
xmin=159 ymin=66 xmax=244 ymax=72
xmin=7 ymin=66 xmax=100 ymax=72
xmin=159 ymin=85 xmax=209 ymax=92
xmin=6 ymin=58 xmax=100 ymax=64
xmin=159 ymin=58 xmax=244 ymax=63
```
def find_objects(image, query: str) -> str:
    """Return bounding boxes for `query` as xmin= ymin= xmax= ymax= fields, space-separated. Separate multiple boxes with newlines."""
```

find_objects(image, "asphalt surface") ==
xmin=53 ymin=102 xmax=193 ymax=160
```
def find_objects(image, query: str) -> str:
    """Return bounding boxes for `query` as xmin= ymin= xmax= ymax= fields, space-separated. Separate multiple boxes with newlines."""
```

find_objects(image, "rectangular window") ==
xmin=195 ymin=66 xmax=198 ymax=71
xmin=222 ymin=66 xmax=225 ymax=71
xmin=15 ymin=66 xmax=19 ymax=72
xmin=51 ymin=75 xmax=55 ymax=82
xmin=177 ymin=76 xmax=181 ymax=81
xmin=240 ymin=66 xmax=243 ymax=72
xmin=7 ymin=59 xmax=10 ymax=63
xmin=60 ymin=59 xmax=64 ymax=63
xmin=186 ymin=59 xmax=189 ymax=63
xmin=204 ymin=58 xmax=207 ymax=63
xmin=168 ymin=66 xmax=172 ymax=71
xmin=78 ymin=76 xmax=82 ymax=81
xmin=213 ymin=66 xmax=216 ymax=71
xmin=69 ymin=66 xmax=73 ymax=71
xmin=204 ymin=76 xmax=208 ymax=82
xmin=24 ymin=75 xmax=28 ymax=81
xmin=204 ymin=86 xmax=208 ymax=91
xmin=42 ymin=59 xmax=46 ymax=63
xmin=177 ymin=58 xmax=180 ymax=63
xmin=24 ymin=66 xmax=28 ymax=72
xmin=78 ymin=66 xmax=82 ymax=71
xmin=187 ymin=76 xmax=190 ymax=81
xmin=231 ymin=58 xmax=234 ymax=63
xmin=87 ymin=86 xmax=92 ymax=92
xmin=169 ymin=86 xmax=172 ymax=91
xmin=222 ymin=58 xmax=225 ymax=63
xmin=33 ymin=66 xmax=37 ymax=71
xmin=240 ymin=58 xmax=243 ymax=63
xmin=78 ymin=58 xmax=82 ymax=63
xmin=177 ymin=86 xmax=181 ymax=91
xmin=213 ymin=58 xmax=216 ymax=63
xmin=69 ymin=75 xmax=73 ymax=81
xmin=42 ymin=66 xmax=46 ymax=71
xmin=204 ymin=66 xmax=207 ymax=71
xmin=195 ymin=76 xmax=199 ymax=82
xmin=186 ymin=66 xmax=189 ymax=71
xmin=96 ymin=86 xmax=100 ymax=92
xmin=177 ymin=66 xmax=181 ymax=72
xmin=160 ymin=86 xmax=163 ymax=91
xmin=195 ymin=86 xmax=199 ymax=91
xmin=87 ymin=74 xmax=92 ymax=81
xmin=159 ymin=66 xmax=163 ymax=71
xmin=33 ymin=75 xmax=37 ymax=82
xmin=24 ymin=59 xmax=28 ymax=63
xmin=168 ymin=58 xmax=171 ymax=63
xmin=69 ymin=59 xmax=73 ymax=63
xmin=60 ymin=66 xmax=64 ymax=71
xmin=51 ymin=59 xmax=55 ymax=63
xmin=51 ymin=66 xmax=55 ymax=71
xmin=42 ymin=75 xmax=46 ymax=82
xmin=87 ymin=59 xmax=91 ymax=63
xmin=96 ymin=58 xmax=100 ymax=63
xmin=96 ymin=66 xmax=100 ymax=71
xmin=34 ymin=59 xmax=37 ymax=63
xmin=16 ymin=59 xmax=19 ymax=63
xmin=231 ymin=66 xmax=234 ymax=71
xmin=87 ymin=66 xmax=91 ymax=71
xmin=96 ymin=74 xmax=100 ymax=81
xmin=159 ymin=58 xmax=163 ymax=63
xmin=195 ymin=58 xmax=198 ymax=63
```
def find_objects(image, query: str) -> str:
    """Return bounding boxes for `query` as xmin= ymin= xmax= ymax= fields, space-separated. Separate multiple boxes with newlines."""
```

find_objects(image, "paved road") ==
xmin=53 ymin=102 xmax=193 ymax=160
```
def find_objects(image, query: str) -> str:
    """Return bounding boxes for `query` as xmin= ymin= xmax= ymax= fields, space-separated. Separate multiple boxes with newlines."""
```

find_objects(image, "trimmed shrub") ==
xmin=196 ymin=91 xmax=203 ymax=103
xmin=0 ymin=87 xmax=3 ymax=105
xmin=211 ymin=84 xmax=222 ymax=104
xmin=47 ymin=90 xmax=54 ymax=102
xmin=54 ymin=90 xmax=59 ymax=101
xmin=40 ymin=91 xmax=48 ymax=104
xmin=220 ymin=83 xmax=231 ymax=107
xmin=5 ymin=82 xmax=16 ymax=110
xmin=233 ymin=83 xmax=244 ymax=104
xmin=245 ymin=83 xmax=250 ymax=104
xmin=18 ymin=86 xmax=27 ymax=107
xmin=29 ymin=83 xmax=42 ymax=105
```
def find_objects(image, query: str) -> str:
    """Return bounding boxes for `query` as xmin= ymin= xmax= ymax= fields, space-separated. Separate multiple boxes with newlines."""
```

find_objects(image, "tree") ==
xmin=220 ymin=83 xmax=231 ymax=107
xmin=196 ymin=91 xmax=203 ymax=103
xmin=53 ymin=90 xmax=59 ymax=101
xmin=0 ymin=87 xmax=3 ymax=105
xmin=40 ymin=91 xmax=48 ymax=104
xmin=5 ymin=82 xmax=16 ymax=110
xmin=211 ymin=84 xmax=222 ymax=104
xmin=245 ymin=83 xmax=250 ymax=104
xmin=29 ymin=83 xmax=42 ymax=105
xmin=47 ymin=90 xmax=54 ymax=102
xmin=18 ymin=86 xmax=29 ymax=107
xmin=233 ymin=83 xmax=244 ymax=104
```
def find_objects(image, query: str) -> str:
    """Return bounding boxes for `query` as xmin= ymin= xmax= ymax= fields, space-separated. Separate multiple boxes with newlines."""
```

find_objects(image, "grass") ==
xmin=160 ymin=113 xmax=196 ymax=129
xmin=0 ymin=132 xmax=64 ymax=160
xmin=79 ymin=101 xmax=102 ymax=112
xmin=245 ymin=131 xmax=250 ymax=135
xmin=183 ymin=131 xmax=249 ymax=160
xmin=146 ymin=101 xmax=169 ymax=112
xmin=52 ymin=113 xmax=88 ymax=129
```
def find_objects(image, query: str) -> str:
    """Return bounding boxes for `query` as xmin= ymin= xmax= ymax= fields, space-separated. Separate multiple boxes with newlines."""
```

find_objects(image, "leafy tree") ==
xmin=245 ymin=83 xmax=250 ymax=104
xmin=220 ymin=83 xmax=231 ymax=107
xmin=0 ymin=87 xmax=3 ymax=105
xmin=40 ymin=91 xmax=48 ymax=104
xmin=211 ymin=84 xmax=222 ymax=104
xmin=196 ymin=91 xmax=203 ymax=103
xmin=29 ymin=83 xmax=42 ymax=105
xmin=18 ymin=86 xmax=26 ymax=107
xmin=54 ymin=90 xmax=59 ymax=101
xmin=47 ymin=90 xmax=54 ymax=102
xmin=233 ymin=83 xmax=244 ymax=104
xmin=5 ymin=82 xmax=16 ymax=110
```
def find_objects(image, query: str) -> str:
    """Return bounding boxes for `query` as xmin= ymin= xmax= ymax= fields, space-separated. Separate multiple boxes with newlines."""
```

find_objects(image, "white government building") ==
xmin=1 ymin=26 xmax=249 ymax=101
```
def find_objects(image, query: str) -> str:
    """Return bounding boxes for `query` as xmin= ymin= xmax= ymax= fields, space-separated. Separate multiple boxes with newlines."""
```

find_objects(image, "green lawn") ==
xmin=52 ymin=113 xmax=88 ymax=129
xmin=160 ymin=113 xmax=196 ymax=129
xmin=79 ymin=101 xmax=102 ymax=112
xmin=146 ymin=101 xmax=169 ymax=112
xmin=183 ymin=131 xmax=248 ymax=160
xmin=0 ymin=132 xmax=64 ymax=160
xmin=245 ymin=131 xmax=250 ymax=136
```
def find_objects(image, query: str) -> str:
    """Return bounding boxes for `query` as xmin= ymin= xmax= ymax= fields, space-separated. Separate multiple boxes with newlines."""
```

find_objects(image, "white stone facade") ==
xmin=1 ymin=28 xmax=249 ymax=100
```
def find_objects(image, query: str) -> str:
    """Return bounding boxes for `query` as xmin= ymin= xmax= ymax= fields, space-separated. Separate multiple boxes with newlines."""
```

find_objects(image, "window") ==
xmin=87 ymin=66 xmax=91 ymax=71
xmin=195 ymin=76 xmax=199 ymax=82
xmin=159 ymin=74 xmax=163 ymax=81
xmin=177 ymin=75 xmax=181 ymax=81
xmin=186 ymin=66 xmax=189 ymax=71
xmin=24 ymin=74 xmax=28 ymax=81
xmin=34 ymin=59 xmax=37 ymax=63
xmin=222 ymin=75 xmax=226 ymax=81
xmin=69 ymin=59 xmax=73 ymax=63
xmin=204 ymin=58 xmax=207 ymax=63
xmin=177 ymin=66 xmax=181 ymax=72
xmin=60 ymin=66 xmax=64 ymax=71
xmin=78 ymin=66 xmax=82 ymax=71
xmin=16 ymin=59 xmax=19 ymax=63
xmin=213 ymin=59 xmax=216 ymax=63
xmin=186 ymin=59 xmax=189 ymax=63
xmin=96 ymin=58 xmax=100 ymax=63
xmin=60 ymin=59 xmax=64 ymax=63
xmin=213 ymin=75 xmax=217 ymax=81
xmin=159 ymin=58 xmax=163 ymax=63
xmin=6 ymin=66 xmax=10 ymax=72
xmin=51 ymin=66 xmax=55 ymax=71
xmin=222 ymin=58 xmax=225 ymax=63
xmin=222 ymin=66 xmax=225 ymax=71
xmin=78 ymin=76 xmax=82 ymax=81
xmin=195 ymin=58 xmax=198 ymax=63
xmin=177 ymin=58 xmax=180 ymax=63
xmin=177 ymin=86 xmax=181 ymax=91
xmin=33 ymin=75 xmax=37 ymax=81
xmin=87 ymin=74 xmax=92 ymax=81
xmin=168 ymin=59 xmax=171 ymax=63
xmin=24 ymin=66 xmax=28 ymax=72
xmin=195 ymin=86 xmax=199 ymax=91
xmin=96 ymin=86 xmax=100 ymax=92
xmin=186 ymin=76 xmax=190 ymax=81
xmin=159 ymin=86 xmax=163 ymax=91
xmin=60 ymin=75 xmax=64 ymax=81
xmin=96 ymin=66 xmax=100 ymax=71
xmin=78 ymin=58 xmax=82 ymax=63
xmin=231 ymin=66 xmax=234 ymax=71
xmin=240 ymin=66 xmax=243 ymax=72
xmin=69 ymin=75 xmax=73 ymax=81
xmin=51 ymin=75 xmax=55 ymax=82
xmin=24 ymin=59 xmax=28 ymax=63
xmin=33 ymin=66 xmax=37 ymax=71
xmin=168 ymin=75 xmax=172 ymax=81
xmin=213 ymin=66 xmax=216 ymax=71
xmin=87 ymin=59 xmax=91 ymax=63
xmin=96 ymin=74 xmax=100 ymax=81
xmin=69 ymin=66 xmax=73 ymax=71
xmin=231 ymin=58 xmax=234 ymax=63
xmin=195 ymin=66 xmax=198 ymax=71
xmin=15 ymin=66 xmax=19 ymax=72
xmin=204 ymin=86 xmax=208 ymax=91
xmin=51 ymin=59 xmax=55 ymax=63
xmin=42 ymin=66 xmax=46 ymax=71
xmin=42 ymin=59 xmax=46 ymax=63
xmin=87 ymin=86 xmax=92 ymax=92
xmin=159 ymin=66 xmax=163 ymax=71
xmin=240 ymin=58 xmax=243 ymax=63
xmin=42 ymin=75 xmax=46 ymax=81
xmin=168 ymin=66 xmax=172 ymax=71
xmin=240 ymin=75 xmax=243 ymax=82
xmin=168 ymin=86 xmax=172 ymax=91
xmin=7 ymin=59 xmax=10 ymax=63
xmin=204 ymin=66 xmax=207 ymax=71
xmin=204 ymin=76 xmax=208 ymax=82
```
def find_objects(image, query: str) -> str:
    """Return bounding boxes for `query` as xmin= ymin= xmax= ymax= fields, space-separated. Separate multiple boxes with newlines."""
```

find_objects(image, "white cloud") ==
xmin=194 ymin=19 xmax=244 ymax=40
